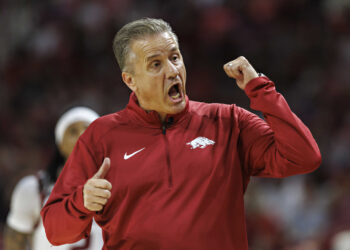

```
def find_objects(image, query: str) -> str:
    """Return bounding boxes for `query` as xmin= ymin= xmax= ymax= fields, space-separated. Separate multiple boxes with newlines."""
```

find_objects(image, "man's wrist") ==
xmin=244 ymin=75 xmax=274 ymax=97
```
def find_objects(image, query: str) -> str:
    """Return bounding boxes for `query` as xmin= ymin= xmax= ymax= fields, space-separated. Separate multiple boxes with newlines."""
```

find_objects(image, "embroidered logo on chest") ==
xmin=124 ymin=147 xmax=145 ymax=160
xmin=186 ymin=137 xmax=215 ymax=149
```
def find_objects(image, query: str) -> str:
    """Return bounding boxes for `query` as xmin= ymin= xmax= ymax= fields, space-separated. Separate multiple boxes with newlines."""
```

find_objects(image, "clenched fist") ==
xmin=83 ymin=157 xmax=112 ymax=212
xmin=223 ymin=56 xmax=259 ymax=90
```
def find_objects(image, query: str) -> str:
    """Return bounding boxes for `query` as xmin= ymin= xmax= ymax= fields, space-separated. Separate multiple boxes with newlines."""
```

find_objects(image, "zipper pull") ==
xmin=162 ymin=117 xmax=173 ymax=135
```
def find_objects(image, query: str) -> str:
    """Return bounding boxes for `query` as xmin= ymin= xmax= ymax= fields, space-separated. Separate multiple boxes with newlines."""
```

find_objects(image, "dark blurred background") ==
xmin=1 ymin=0 xmax=350 ymax=249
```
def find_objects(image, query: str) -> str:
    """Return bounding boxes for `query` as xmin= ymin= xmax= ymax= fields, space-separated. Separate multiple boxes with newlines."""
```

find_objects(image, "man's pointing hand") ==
xmin=223 ymin=56 xmax=259 ymax=90
xmin=83 ymin=157 xmax=112 ymax=212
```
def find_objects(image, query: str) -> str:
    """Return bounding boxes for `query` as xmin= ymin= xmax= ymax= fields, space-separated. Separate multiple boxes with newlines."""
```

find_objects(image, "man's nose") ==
xmin=165 ymin=60 xmax=179 ymax=79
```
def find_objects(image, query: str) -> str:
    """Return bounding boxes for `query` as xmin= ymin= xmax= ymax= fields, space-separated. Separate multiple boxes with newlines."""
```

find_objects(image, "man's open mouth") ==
xmin=168 ymin=83 xmax=182 ymax=100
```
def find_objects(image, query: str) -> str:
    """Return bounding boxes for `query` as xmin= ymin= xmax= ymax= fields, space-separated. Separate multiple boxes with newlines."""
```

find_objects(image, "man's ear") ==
xmin=122 ymin=71 xmax=137 ymax=92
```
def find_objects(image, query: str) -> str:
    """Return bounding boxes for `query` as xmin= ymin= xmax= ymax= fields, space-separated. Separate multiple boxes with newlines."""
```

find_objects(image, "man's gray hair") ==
xmin=113 ymin=18 xmax=178 ymax=72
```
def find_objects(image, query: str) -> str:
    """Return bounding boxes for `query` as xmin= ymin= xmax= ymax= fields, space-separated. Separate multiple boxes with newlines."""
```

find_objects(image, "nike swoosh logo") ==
xmin=124 ymin=147 xmax=145 ymax=160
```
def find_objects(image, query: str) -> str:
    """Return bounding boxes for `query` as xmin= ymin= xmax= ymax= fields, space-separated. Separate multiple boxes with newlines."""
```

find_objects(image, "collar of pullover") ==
xmin=125 ymin=92 xmax=190 ymax=129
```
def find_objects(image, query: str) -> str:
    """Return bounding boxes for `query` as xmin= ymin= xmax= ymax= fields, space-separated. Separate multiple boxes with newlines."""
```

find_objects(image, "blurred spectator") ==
xmin=331 ymin=230 xmax=350 ymax=250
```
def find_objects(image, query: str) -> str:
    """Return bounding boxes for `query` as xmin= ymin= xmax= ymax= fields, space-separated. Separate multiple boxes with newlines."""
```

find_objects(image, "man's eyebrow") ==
xmin=145 ymin=47 xmax=180 ymax=63
xmin=170 ymin=47 xmax=180 ymax=53
xmin=145 ymin=54 xmax=161 ymax=63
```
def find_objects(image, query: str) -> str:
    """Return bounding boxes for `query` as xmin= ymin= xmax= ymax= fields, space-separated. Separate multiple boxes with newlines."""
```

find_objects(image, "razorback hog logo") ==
xmin=186 ymin=137 xmax=215 ymax=149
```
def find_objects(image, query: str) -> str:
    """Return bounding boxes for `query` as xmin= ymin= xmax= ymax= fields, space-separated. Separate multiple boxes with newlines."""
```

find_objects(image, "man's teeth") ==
xmin=171 ymin=92 xmax=180 ymax=99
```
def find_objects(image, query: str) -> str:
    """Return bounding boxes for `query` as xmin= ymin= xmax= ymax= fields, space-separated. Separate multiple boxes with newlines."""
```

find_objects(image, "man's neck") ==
xmin=158 ymin=112 xmax=167 ymax=123
xmin=145 ymin=109 xmax=167 ymax=122
xmin=136 ymin=95 xmax=167 ymax=122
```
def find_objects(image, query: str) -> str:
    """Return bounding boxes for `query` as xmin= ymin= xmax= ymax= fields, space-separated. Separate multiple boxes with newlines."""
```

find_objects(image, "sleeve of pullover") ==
xmin=40 ymin=138 xmax=101 ymax=245
xmin=237 ymin=76 xmax=321 ymax=178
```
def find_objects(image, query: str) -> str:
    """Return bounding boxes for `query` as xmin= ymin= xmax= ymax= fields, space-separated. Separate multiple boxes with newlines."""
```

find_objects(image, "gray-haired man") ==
xmin=42 ymin=18 xmax=321 ymax=249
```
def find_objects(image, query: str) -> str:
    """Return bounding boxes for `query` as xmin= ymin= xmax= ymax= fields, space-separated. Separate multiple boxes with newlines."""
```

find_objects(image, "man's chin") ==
xmin=167 ymin=100 xmax=186 ymax=115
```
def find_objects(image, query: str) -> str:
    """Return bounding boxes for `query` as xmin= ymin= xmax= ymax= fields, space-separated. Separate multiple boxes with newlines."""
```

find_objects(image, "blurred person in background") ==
xmin=4 ymin=107 xmax=102 ymax=250
xmin=41 ymin=18 xmax=321 ymax=249
xmin=331 ymin=230 xmax=350 ymax=250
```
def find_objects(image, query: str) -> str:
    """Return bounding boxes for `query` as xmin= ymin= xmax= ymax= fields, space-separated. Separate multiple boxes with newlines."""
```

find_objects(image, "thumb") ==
xmin=93 ymin=157 xmax=111 ymax=179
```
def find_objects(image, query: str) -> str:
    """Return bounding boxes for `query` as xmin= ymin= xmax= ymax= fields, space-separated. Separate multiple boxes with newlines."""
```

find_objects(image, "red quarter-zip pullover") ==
xmin=41 ymin=76 xmax=321 ymax=249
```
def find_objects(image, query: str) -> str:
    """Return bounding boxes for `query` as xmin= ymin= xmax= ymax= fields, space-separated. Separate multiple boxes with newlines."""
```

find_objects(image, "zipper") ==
xmin=162 ymin=119 xmax=173 ymax=188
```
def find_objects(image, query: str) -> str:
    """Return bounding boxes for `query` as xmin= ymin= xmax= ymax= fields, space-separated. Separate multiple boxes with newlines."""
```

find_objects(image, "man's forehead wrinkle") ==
xmin=130 ymin=33 xmax=179 ymax=65
xmin=143 ymin=43 xmax=179 ymax=62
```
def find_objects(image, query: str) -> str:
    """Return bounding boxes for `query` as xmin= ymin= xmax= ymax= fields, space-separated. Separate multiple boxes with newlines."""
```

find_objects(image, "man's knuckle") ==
xmin=104 ymin=181 xmax=112 ymax=190
xmin=86 ymin=188 xmax=93 ymax=195
xmin=101 ymin=190 xmax=107 ymax=197
xmin=106 ymin=190 xmax=111 ymax=198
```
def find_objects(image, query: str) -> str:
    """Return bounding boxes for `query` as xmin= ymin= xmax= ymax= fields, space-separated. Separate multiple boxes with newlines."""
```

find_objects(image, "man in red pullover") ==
xmin=41 ymin=18 xmax=321 ymax=249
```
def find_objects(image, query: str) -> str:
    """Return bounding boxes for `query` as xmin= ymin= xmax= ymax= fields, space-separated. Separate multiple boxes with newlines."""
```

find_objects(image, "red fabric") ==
xmin=41 ymin=76 xmax=321 ymax=249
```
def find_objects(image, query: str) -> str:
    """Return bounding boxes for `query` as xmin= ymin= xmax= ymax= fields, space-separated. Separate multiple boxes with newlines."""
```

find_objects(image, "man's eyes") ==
xmin=172 ymin=54 xmax=179 ymax=61
xmin=149 ymin=54 xmax=180 ymax=68
xmin=151 ymin=61 xmax=161 ymax=68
